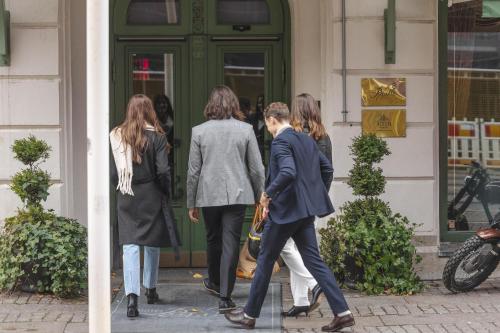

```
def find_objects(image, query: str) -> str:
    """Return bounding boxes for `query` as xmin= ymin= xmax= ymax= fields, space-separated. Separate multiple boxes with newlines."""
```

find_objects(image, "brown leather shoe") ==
xmin=224 ymin=308 xmax=256 ymax=329
xmin=321 ymin=313 xmax=355 ymax=332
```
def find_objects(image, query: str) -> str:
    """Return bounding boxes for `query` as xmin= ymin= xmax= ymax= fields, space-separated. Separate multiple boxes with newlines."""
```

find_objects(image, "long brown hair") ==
xmin=291 ymin=93 xmax=326 ymax=141
xmin=114 ymin=94 xmax=164 ymax=164
xmin=204 ymin=85 xmax=245 ymax=121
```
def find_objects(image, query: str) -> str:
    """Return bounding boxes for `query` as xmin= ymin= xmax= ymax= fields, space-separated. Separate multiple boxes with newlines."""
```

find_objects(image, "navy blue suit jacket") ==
xmin=265 ymin=127 xmax=334 ymax=224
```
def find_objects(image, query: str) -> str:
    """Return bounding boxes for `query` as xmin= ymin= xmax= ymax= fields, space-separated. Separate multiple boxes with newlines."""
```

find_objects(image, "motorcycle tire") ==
xmin=442 ymin=235 xmax=499 ymax=293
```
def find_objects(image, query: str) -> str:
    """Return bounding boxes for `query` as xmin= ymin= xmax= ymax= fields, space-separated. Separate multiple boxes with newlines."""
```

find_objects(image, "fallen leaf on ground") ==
xmin=192 ymin=273 xmax=203 ymax=279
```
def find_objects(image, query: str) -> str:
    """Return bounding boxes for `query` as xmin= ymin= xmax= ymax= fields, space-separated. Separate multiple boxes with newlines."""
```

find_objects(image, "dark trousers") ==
xmin=244 ymin=216 xmax=349 ymax=318
xmin=202 ymin=205 xmax=246 ymax=298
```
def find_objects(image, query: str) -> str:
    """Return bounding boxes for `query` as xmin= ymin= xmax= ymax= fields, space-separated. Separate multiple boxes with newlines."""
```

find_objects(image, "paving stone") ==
xmin=5 ymin=312 xmax=20 ymax=322
xmin=417 ymin=305 xmax=437 ymax=314
xmin=355 ymin=305 xmax=372 ymax=316
xmin=382 ymin=305 xmax=398 ymax=315
xmin=469 ymin=304 xmax=486 ymax=313
xmin=428 ymin=324 xmax=448 ymax=333
xmin=402 ymin=325 xmax=420 ymax=333
xmin=30 ymin=312 xmax=47 ymax=322
xmin=370 ymin=305 xmax=386 ymax=316
xmin=15 ymin=295 xmax=30 ymax=305
xmin=70 ymin=312 xmax=86 ymax=323
xmin=414 ymin=324 xmax=434 ymax=333
xmin=442 ymin=323 xmax=465 ymax=333
xmin=430 ymin=305 xmax=449 ymax=314
xmin=43 ymin=311 xmax=61 ymax=322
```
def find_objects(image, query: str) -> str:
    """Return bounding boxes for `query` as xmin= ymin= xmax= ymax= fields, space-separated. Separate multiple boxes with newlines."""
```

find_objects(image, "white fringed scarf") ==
xmin=109 ymin=124 xmax=155 ymax=196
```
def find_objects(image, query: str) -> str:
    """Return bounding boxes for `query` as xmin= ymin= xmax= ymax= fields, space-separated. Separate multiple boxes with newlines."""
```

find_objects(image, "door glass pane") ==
xmin=132 ymin=53 xmax=175 ymax=195
xmin=217 ymin=0 xmax=270 ymax=25
xmin=127 ymin=0 xmax=180 ymax=25
xmin=447 ymin=0 xmax=500 ymax=232
xmin=224 ymin=53 xmax=266 ymax=156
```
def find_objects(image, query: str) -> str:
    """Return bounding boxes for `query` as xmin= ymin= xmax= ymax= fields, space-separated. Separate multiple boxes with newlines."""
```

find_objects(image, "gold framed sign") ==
xmin=361 ymin=78 xmax=406 ymax=106
xmin=362 ymin=109 xmax=406 ymax=137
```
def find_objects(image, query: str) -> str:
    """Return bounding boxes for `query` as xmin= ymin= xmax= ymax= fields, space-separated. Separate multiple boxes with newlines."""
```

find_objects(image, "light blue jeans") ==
xmin=122 ymin=244 xmax=160 ymax=296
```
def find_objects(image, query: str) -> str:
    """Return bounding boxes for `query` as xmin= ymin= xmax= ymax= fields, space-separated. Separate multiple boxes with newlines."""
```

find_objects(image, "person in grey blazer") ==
xmin=186 ymin=85 xmax=265 ymax=313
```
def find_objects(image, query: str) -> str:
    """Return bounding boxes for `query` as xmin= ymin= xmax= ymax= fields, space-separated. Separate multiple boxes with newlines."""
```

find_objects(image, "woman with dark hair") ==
xmin=291 ymin=93 xmax=332 ymax=161
xmin=110 ymin=94 xmax=180 ymax=318
xmin=276 ymin=93 xmax=333 ymax=317
xmin=186 ymin=85 xmax=265 ymax=313
xmin=153 ymin=94 xmax=174 ymax=144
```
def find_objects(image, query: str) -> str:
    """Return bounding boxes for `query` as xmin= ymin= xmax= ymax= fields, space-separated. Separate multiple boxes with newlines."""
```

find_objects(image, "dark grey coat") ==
xmin=316 ymin=134 xmax=332 ymax=164
xmin=111 ymin=131 xmax=180 ymax=249
xmin=304 ymin=128 xmax=332 ymax=164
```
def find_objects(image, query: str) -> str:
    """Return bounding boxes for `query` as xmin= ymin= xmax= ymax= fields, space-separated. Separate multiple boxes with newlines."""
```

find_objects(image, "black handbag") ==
xmin=247 ymin=205 xmax=265 ymax=260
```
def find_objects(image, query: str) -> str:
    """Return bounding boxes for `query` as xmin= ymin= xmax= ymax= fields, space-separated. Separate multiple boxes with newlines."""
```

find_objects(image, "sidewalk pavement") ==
xmin=282 ymin=277 xmax=500 ymax=333
xmin=1 ymin=269 xmax=500 ymax=333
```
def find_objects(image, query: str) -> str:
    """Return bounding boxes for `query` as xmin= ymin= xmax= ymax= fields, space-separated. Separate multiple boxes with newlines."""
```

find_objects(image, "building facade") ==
xmin=1 ymin=0 xmax=499 ymax=279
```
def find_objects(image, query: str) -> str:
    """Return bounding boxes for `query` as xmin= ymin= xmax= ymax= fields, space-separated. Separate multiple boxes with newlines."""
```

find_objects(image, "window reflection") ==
xmin=127 ymin=0 xmax=180 ymax=25
xmin=132 ymin=53 xmax=175 ymax=195
xmin=217 ymin=0 xmax=270 ymax=25
xmin=447 ymin=0 xmax=500 ymax=231
xmin=224 ymin=53 xmax=266 ymax=157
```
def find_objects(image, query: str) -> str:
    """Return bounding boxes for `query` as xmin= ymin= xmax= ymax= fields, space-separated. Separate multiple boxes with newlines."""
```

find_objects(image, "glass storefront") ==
xmin=446 ymin=0 xmax=500 ymax=233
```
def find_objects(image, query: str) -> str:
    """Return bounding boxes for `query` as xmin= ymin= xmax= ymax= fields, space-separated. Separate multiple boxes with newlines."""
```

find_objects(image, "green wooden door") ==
xmin=207 ymin=40 xmax=284 ymax=240
xmin=113 ymin=41 xmax=193 ymax=266
xmin=111 ymin=0 xmax=290 ymax=267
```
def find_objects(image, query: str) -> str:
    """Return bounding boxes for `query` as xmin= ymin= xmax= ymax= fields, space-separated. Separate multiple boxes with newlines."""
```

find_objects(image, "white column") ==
xmin=87 ymin=0 xmax=111 ymax=332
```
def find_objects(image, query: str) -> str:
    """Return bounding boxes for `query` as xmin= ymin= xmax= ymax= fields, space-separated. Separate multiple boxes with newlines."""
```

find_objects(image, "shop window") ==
xmin=447 ymin=0 xmax=500 ymax=232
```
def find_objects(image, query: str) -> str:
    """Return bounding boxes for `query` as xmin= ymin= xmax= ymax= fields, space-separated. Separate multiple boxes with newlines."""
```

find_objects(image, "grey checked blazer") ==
xmin=186 ymin=118 xmax=265 ymax=208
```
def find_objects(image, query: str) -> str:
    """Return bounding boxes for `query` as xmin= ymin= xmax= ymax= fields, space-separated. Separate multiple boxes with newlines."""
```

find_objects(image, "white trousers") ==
xmin=280 ymin=238 xmax=318 ymax=306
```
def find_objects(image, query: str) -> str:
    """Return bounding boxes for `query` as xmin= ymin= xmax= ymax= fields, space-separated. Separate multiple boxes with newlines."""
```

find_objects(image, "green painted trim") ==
xmin=438 ymin=0 xmax=449 ymax=243
xmin=438 ymin=0 xmax=468 ymax=243
xmin=384 ymin=0 xmax=395 ymax=64
xmin=0 ymin=0 xmax=10 ymax=66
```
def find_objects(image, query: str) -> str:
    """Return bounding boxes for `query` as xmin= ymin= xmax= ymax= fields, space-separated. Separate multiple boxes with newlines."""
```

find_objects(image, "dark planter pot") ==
xmin=344 ymin=253 xmax=364 ymax=289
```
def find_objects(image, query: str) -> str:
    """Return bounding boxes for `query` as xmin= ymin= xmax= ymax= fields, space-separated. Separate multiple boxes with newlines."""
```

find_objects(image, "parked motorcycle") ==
xmin=443 ymin=161 xmax=500 ymax=292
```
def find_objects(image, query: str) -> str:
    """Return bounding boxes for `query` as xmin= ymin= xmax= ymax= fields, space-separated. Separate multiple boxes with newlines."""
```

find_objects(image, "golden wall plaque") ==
xmin=361 ymin=78 xmax=406 ymax=106
xmin=362 ymin=109 xmax=406 ymax=137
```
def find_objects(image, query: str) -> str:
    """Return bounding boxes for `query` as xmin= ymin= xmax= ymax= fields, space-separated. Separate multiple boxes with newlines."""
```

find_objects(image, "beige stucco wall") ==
xmin=0 ymin=0 xmax=67 ymax=223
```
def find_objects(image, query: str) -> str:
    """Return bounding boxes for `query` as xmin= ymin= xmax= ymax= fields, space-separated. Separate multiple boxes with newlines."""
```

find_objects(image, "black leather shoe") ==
xmin=145 ymin=288 xmax=159 ymax=304
xmin=219 ymin=298 xmax=237 ymax=314
xmin=321 ymin=313 xmax=355 ymax=332
xmin=203 ymin=278 xmax=220 ymax=297
xmin=127 ymin=293 xmax=139 ymax=317
xmin=224 ymin=307 xmax=256 ymax=329
xmin=310 ymin=284 xmax=323 ymax=309
xmin=283 ymin=305 xmax=310 ymax=317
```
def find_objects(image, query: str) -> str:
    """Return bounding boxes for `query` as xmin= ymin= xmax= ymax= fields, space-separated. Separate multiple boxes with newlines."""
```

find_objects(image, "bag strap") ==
xmin=252 ymin=204 xmax=265 ymax=232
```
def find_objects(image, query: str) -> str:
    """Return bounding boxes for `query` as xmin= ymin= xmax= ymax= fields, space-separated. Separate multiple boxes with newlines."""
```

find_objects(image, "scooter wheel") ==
xmin=442 ymin=235 xmax=499 ymax=293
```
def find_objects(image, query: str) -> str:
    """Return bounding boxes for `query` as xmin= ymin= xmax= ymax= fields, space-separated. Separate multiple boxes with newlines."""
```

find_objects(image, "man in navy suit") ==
xmin=224 ymin=102 xmax=354 ymax=332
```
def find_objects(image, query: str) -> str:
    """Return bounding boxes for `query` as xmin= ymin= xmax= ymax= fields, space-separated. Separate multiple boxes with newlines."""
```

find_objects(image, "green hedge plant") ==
xmin=319 ymin=134 xmax=423 ymax=295
xmin=0 ymin=136 xmax=87 ymax=297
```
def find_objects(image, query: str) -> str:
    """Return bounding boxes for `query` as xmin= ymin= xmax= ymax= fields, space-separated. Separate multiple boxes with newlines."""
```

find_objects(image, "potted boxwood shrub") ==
xmin=319 ymin=134 xmax=423 ymax=295
xmin=0 ymin=136 xmax=87 ymax=297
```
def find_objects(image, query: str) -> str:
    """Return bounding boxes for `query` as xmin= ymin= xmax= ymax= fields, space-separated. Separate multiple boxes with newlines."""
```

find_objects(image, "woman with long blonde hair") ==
xmin=186 ymin=85 xmax=265 ymax=313
xmin=110 ymin=94 xmax=180 ymax=317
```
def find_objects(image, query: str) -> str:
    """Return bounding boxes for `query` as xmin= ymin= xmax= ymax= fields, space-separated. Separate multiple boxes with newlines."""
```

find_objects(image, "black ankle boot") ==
xmin=127 ymin=293 xmax=139 ymax=317
xmin=145 ymin=288 xmax=159 ymax=304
